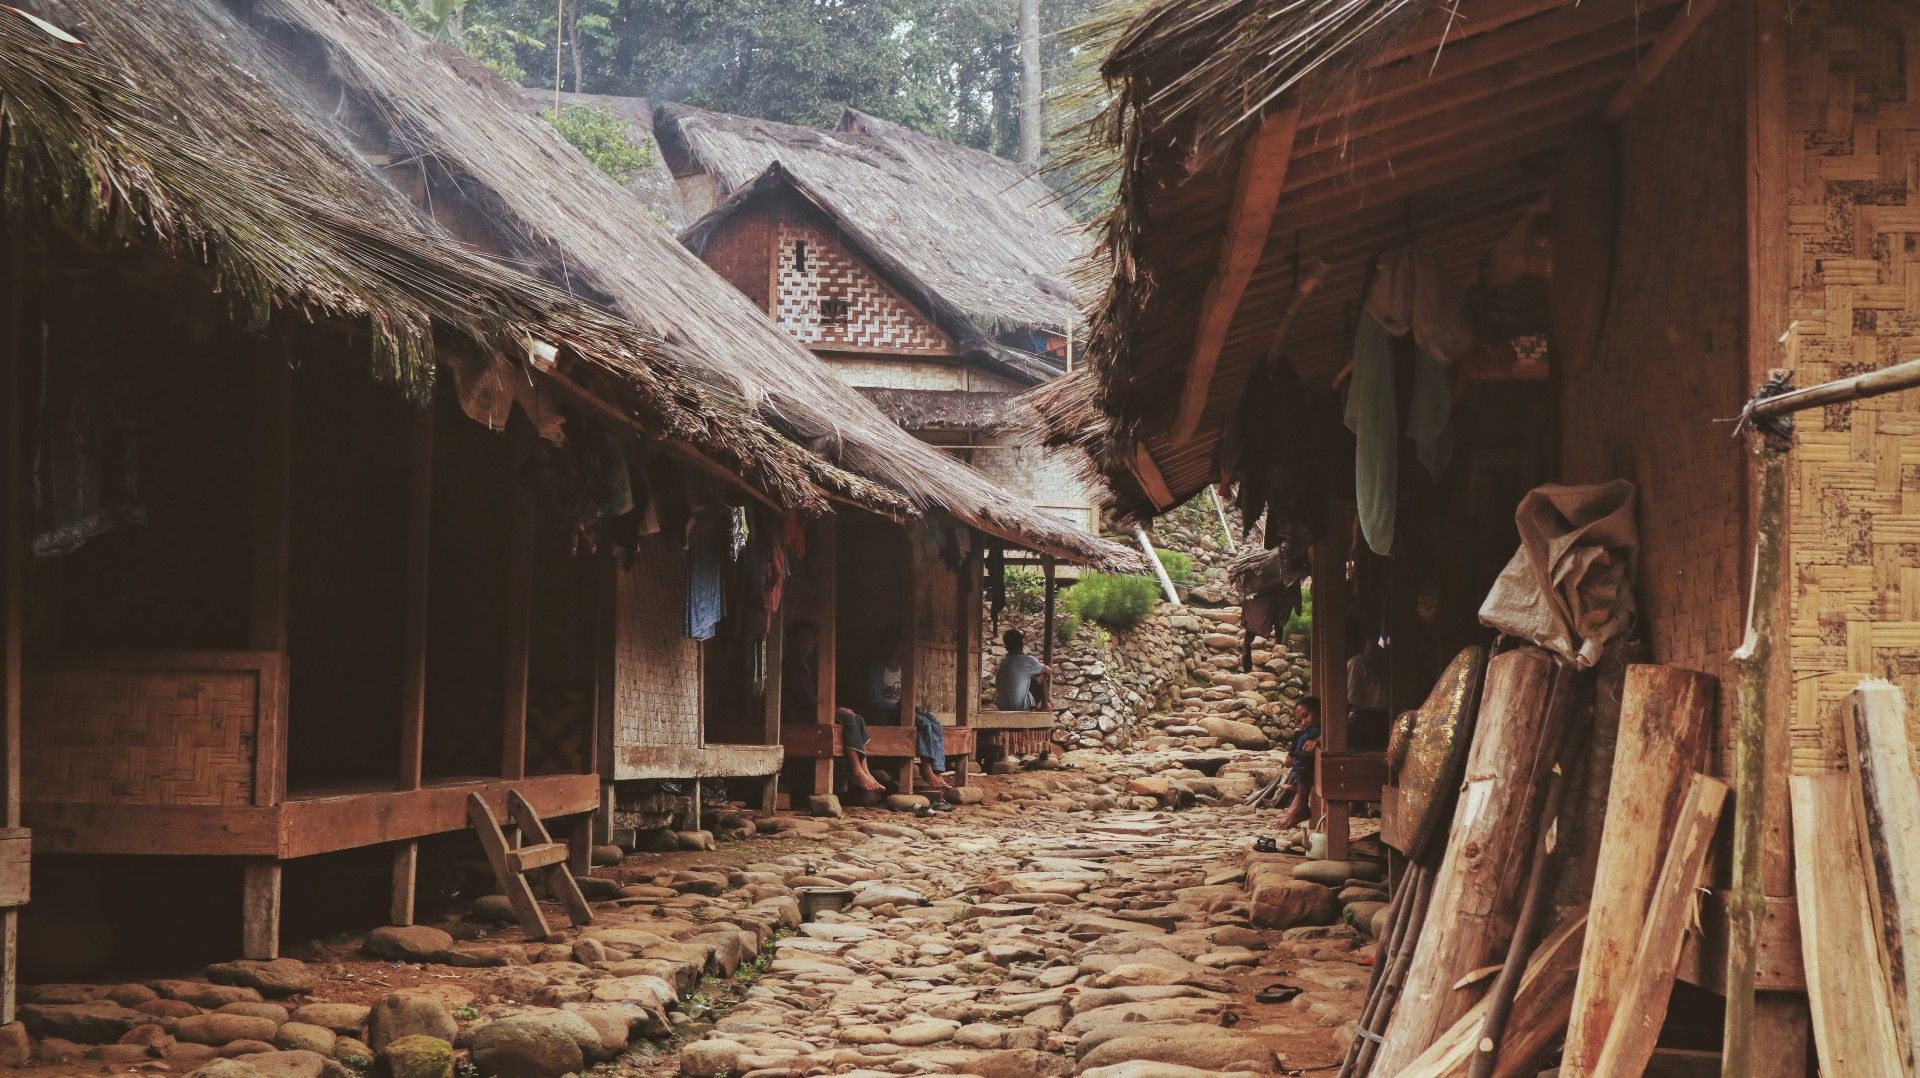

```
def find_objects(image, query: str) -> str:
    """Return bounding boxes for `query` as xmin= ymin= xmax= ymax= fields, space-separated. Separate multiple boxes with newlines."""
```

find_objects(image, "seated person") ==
xmin=867 ymin=638 xmax=954 ymax=793
xmin=784 ymin=622 xmax=883 ymax=795
xmin=994 ymin=629 xmax=1051 ymax=711
xmin=1277 ymin=696 xmax=1322 ymax=830
xmin=1346 ymin=635 xmax=1392 ymax=751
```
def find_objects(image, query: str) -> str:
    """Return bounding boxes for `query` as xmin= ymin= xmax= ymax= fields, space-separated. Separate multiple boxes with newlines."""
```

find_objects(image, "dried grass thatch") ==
xmin=4 ymin=1 xmax=836 ymax=512
xmin=663 ymin=104 xmax=1090 ymax=342
xmin=1033 ymin=0 xmax=1429 ymax=508
xmin=235 ymin=0 xmax=1139 ymax=569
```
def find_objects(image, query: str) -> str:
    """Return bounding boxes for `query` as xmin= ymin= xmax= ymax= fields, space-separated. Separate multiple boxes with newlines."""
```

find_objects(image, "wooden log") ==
xmin=1562 ymin=664 xmax=1717 ymax=1077
xmin=390 ymin=842 xmax=418 ymax=926
xmin=241 ymin=861 xmax=282 ymax=961
xmin=1373 ymin=647 xmax=1567 ymax=1074
xmin=1394 ymin=914 xmax=1588 ymax=1078
xmin=1592 ymin=774 xmax=1731 ymax=1077
xmin=1791 ymin=772 xmax=1905 ymax=1075
xmin=1844 ymin=680 xmax=1920 ymax=1065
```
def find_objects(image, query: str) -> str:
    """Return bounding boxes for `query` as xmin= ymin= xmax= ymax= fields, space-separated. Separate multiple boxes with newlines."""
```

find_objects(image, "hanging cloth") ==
xmin=685 ymin=511 xmax=727 ymax=640
xmin=1345 ymin=313 xmax=1399 ymax=557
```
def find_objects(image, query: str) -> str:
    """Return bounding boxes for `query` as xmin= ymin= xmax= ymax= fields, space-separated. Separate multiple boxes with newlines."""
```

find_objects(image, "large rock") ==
xmin=1079 ymin=1028 xmax=1275 ymax=1072
xmin=1081 ymin=1065 xmax=1267 ymax=1078
xmin=18 ymin=1002 xmax=147 ymax=1043
xmin=176 ymin=1013 xmax=281 ymax=1046
xmin=153 ymin=981 xmax=264 ymax=1009
xmin=273 ymin=1022 xmax=336 ymax=1054
xmin=1197 ymin=718 xmax=1269 ymax=750
xmin=1248 ymin=864 xmax=1339 ymax=930
xmin=1291 ymin=860 xmax=1383 ymax=887
xmin=379 ymin=1034 xmax=454 ymax=1078
xmin=206 ymin=959 xmax=314 ymax=998
xmin=679 ymin=1037 xmax=746 ymax=1077
xmin=363 ymin=926 xmax=454 ymax=963
xmin=465 ymin=1014 xmax=584 ymax=1078
xmin=367 ymin=991 xmax=456 ymax=1052
xmin=291 ymin=1003 xmax=368 ymax=1036
xmin=225 ymin=1050 xmax=332 ymax=1078
xmin=0 ymin=1022 xmax=27 ymax=1067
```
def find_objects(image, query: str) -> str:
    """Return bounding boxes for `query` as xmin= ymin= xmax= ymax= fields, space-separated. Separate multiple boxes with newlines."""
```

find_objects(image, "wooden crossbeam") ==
xmin=1605 ymin=0 xmax=1722 ymax=120
xmin=1126 ymin=444 xmax=1177 ymax=510
xmin=1171 ymin=107 xmax=1299 ymax=445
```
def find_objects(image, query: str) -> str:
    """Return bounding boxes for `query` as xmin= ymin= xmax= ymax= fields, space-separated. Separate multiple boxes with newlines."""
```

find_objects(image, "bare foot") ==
xmin=852 ymin=774 xmax=885 ymax=792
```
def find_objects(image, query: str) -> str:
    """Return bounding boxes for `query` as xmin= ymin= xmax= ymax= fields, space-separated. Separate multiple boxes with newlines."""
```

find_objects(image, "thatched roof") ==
xmin=515 ymin=90 xmax=693 ymax=229
xmin=662 ymin=103 xmax=1090 ymax=348
xmin=4 ymin=1 xmax=835 ymax=512
xmin=1040 ymin=0 xmax=1700 ymax=520
xmin=236 ymin=0 xmax=1139 ymax=569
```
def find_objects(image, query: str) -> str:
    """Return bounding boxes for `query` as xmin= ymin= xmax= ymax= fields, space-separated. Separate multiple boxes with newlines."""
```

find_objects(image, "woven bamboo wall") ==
xmin=23 ymin=656 xmax=271 ymax=806
xmin=1559 ymin=0 xmax=1749 ymax=774
xmin=613 ymin=537 xmax=701 ymax=770
xmin=775 ymin=223 xmax=954 ymax=355
xmin=915 ymin=540 xmax=959 ymax=718
xmin=1780 ymin=1 xmax=1920 ymax=773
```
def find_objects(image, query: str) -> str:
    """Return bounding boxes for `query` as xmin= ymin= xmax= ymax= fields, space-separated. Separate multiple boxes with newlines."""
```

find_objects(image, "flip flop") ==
xmin=1253 ymin=836 xmax=1279 ymax=854
xmin=1255 ymin=983 xmax=1302 ymax=1005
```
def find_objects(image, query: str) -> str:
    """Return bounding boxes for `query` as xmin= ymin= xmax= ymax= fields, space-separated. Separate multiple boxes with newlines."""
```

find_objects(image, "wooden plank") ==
xmin=468 ymin=793 xmax=551 ymax=940
xmin=781 ymin=724 xmax=843 ymax=757
xmin=957 ymin=547 xmax=980 ymax=731
xmin=762 ymin=599 xmax=785 ymax=747
xmin=1041 ymin=557 xmax=1056 ymax=668
xmin=501 ymin=438 xmax=534 ymax=782
xmin=508 ymin=792 xmax=592 ymax=927
xmin=1375 ymin=648 xmax=1566 ymax=1073
xmin=241 ymin=861 xmax=282 ymax=961
xmin=897 ymin=528 xmax=920 ymax=795
xmin=1674 ymin=892 xmax=1804 ymax=993
xmin=1172 ymin=107 xmax=1299 ymax=445
xmin=609 ymin=744 xmax=785 ymax=780
xmin=863 ymin=725 xmax=918 ymax=759
xmin=247 ymin=359 xmax=291 ymax=811
xmin=399 ymin=404 xmax=433 ymax=790
xmin=1309 ymin=518 xmax=1350 ymax=860
xmin=26 ymin=803 xmax=282 ymax=856
xmin=1395 ymin=914 xmax=1587 ymax=1078
xmin=1791 ymin=772 xmax=1905 ymax=1075
xmin=390 ymin=841 xmax=418 ymax=927
xmin=277 ymin=773 xmax=599 ymax=859
xmin=973 ymin=711 xmax=1056 ymax=730
xmin=505 ymin=842 xmax=570 ymax=872
xmin=1563 ymin=665 xmax=1717 ymax=1077
xmin=813 ymin=515 xmax=838 ymax=795
xmin=1844 ymin=681 xmax=1920 ymax=1061
xmin=1316 ymin=752 xmax=1387 ymax=802
xmin=1592 ymin=774 xmax=1732 ymax=1077
xmin=1605 ymin=0 xmax=1723 ymax=120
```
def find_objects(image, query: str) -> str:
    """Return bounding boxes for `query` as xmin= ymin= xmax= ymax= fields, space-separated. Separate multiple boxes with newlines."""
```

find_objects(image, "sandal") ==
xmin=1253 ymin=836 xmax=1279 ymax=854
xmin=1255 ymin=983 xmax=1302 ymax=1005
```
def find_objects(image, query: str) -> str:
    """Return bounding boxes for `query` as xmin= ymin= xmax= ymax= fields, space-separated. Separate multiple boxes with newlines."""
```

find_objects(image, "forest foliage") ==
xmin=378 ymin=0 xmax=1101 ymax=162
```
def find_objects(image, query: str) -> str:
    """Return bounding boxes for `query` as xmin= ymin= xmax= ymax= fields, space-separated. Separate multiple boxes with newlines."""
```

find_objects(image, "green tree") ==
xmin=377 ymin=0 xmax=542 ymax=82
xmin=544 ymin=105 xmax=653 ymax=181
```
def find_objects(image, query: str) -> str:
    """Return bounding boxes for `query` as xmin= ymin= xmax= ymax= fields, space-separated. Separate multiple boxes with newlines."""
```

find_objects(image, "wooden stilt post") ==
xmin=0 ymin=249 xmax=24 ymax=1024
xmin=241 ymin=861 xmax=282 ymax=960
xmin=393 ymin=400 xmax=433 ymax=928
xmin=1041 ymin=557 xmax=1056 ymax=667
xmin=813 ymin=516 xmax=838 ymax=796
xmin=898 ymin=528 xmax=920 ymax=795
xmin=502 ymin=436 xmax=533 ymax=782
xmin=760 ymin=599 xmax=784 ymax=811
xmin=954 ymin=545 xmax=982 ymax=786
xmin=390 ymin=843 xmax=418 ymax=927
xmin=1311 ymin=517 xmax=1351 ymax=860
xmin=591 ymin=556 xmax=614 ymax=842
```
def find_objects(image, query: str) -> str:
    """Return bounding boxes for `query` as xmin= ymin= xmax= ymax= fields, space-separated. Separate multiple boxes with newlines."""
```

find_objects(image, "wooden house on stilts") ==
xmin=0 ymin=0 xmax=1136 ymax=1012
xmin=1031 ymin=0 xmax=1920 ymax=1073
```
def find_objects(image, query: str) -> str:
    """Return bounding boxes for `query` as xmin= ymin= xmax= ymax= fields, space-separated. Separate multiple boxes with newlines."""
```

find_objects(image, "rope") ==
xmin=1733 ymin=370 xmax=1796 ymax=450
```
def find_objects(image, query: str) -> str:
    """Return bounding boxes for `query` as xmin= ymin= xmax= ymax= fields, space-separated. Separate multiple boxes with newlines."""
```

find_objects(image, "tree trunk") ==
xmin=1373 ymin=647 xmax=1569 ymax=1074
xmin=1017 ymin=0 xmax=1041 ymax=166
xmin=567 ymin=5 xmax=584 ymax=93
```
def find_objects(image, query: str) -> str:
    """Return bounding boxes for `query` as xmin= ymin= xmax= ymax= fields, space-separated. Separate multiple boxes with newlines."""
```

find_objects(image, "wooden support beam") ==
xmin=1844 ymin=681 xmax=1920 ymax=1062
xmin=249 ymin=359 xmax=292 ymax=656
xmin=1 ymin=249 xmax=23 ymax=1026
xmin=399 ymin=404 xmax=434 ymax=791
xmin=812 ymin=516 xmax=839 ymax=795
xmin=1592 ymin=774 xmax=1731 ymax=1076
xmin=501 ymin=437 xmax=534 ymax=782
xmin=1041 ymin=557 xmax=1056 ymax=668
xmin=1564 ymin=665 xmax=1717 ymax=1077
xmin=1605 ymin=0 xmax=1723 ymax=121
xmin=241 ymin=861 xmax=282 ymax=961
xmin=1172 ymin=107 xmax=1299 ymax=445
xmin=1126 ymin=444 xmax=1177 ymax=511
xmin=954 ymin=546 xmax=982 ymax=787
xmin=1310 ymin=516 xmax=1350 ymax=860
xmin=390 ymin=842 xmax=418 ymax=927
xmin=763 ymin=600 xmax=786 ymax=747
xmin=897 ymin=528 xmax=920 ymax=796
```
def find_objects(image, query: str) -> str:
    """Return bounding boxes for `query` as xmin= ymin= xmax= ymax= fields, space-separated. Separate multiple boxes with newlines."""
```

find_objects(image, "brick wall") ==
xmin=774 ymin=223 xmax=954 ymax=354
xmin=699 ymin=212 xmax=775 ymax=312
xmin=1558 ymin=0 xmax=1748 ymax=773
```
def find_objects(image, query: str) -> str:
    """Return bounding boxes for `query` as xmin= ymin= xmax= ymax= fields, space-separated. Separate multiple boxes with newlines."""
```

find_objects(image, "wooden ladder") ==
xmin=467 ymin=791 xmax=594 ymax=941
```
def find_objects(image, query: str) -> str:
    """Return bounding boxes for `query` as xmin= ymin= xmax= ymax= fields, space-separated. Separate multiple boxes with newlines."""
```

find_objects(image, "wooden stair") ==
xmin=467 ymin=791 xmax=594 ymax=941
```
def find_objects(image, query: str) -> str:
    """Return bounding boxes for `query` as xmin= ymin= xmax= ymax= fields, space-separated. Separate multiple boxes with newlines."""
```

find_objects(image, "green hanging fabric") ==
xmin=1345 ymin=313 xmax=1398 ymax=556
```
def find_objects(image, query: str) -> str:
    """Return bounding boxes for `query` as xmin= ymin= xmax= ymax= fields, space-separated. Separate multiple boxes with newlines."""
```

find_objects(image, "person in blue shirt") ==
xmin=994 ymin=630 xmax=1051 ymax=711
xmin=866 ymin=636 xmax=954 ymax=795
xmin=1276 ymin=696 xmax=1322 ymax=830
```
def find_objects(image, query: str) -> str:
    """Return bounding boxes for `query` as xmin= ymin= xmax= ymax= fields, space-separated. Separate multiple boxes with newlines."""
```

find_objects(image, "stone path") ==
xmin=8 ymin=746 xmax=1385 ymax=1077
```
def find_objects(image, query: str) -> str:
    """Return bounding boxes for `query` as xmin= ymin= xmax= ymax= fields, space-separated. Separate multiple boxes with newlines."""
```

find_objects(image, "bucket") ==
xmin=796 ymin=886 xmax=854 ymax=922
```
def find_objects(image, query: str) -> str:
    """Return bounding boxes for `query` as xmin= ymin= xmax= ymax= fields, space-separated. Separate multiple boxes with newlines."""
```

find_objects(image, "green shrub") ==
xmin=1054 ymin=610 xmax=1082 ymax=645
xmin=543 ymin=105 xmax=652 ymax=183
xmin=1003 ymin=566 xmax=1045 ymax=615
xmin=1066 ymin=571 xmax=1161 ymax=631
xmin=1283 ymin=583 xmax=1313 ymax=642
xmin=1156 ymin=549 xmax=1194 ymax=588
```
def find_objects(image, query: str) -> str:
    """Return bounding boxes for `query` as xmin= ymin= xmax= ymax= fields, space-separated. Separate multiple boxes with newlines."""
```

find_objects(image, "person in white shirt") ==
xmin=994 ymin=630 xmax=1051 ymax=711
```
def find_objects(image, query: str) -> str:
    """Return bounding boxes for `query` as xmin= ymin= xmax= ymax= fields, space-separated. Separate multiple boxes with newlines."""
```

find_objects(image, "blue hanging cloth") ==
xmin=685 ymin=512 xmax=727 ymax=640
